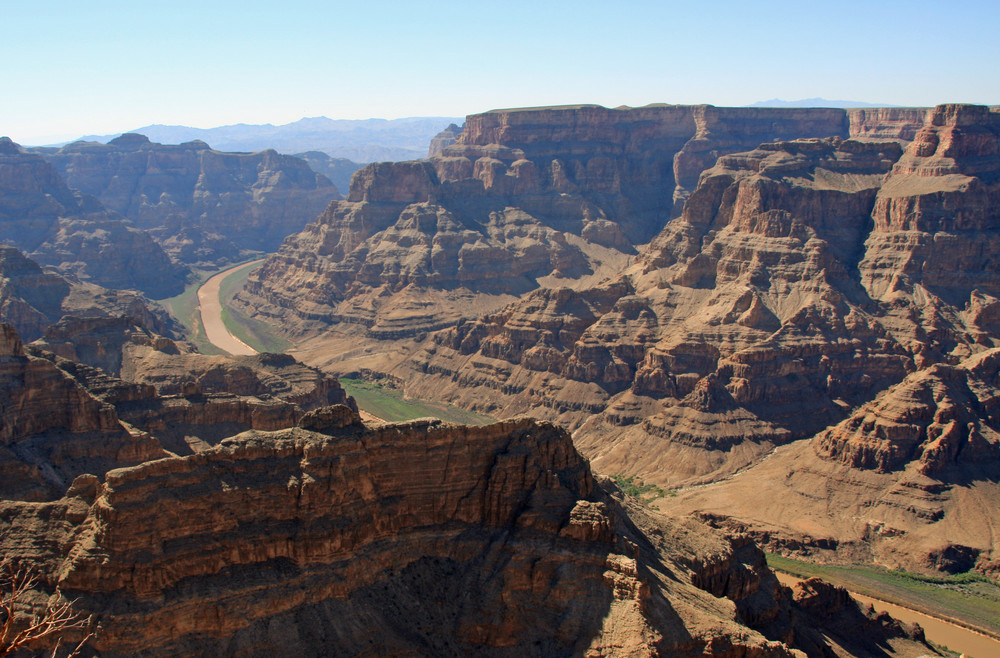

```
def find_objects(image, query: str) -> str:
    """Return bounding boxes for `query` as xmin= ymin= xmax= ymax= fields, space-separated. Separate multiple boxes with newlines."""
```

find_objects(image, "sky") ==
xmin=3 ymin=0 xmax=998 ymax=145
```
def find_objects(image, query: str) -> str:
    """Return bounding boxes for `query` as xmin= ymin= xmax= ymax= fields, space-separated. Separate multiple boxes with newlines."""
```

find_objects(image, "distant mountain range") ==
xmin=749 ymin=98 xmax=901 ymax=108
xmin=70 ymin=116 xmax=464 ymax=163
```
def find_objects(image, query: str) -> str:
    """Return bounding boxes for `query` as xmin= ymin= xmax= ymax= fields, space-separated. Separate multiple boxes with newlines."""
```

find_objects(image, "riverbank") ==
xmin=197 ymin=260 xmax=263 ymax=355
xmin=773 ymin=570 xmax=1000 ymax=657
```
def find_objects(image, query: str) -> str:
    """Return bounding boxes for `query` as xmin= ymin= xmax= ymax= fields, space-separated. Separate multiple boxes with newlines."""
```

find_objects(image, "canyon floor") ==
xmin=201 ymin=252 xmax=1000 ymax=653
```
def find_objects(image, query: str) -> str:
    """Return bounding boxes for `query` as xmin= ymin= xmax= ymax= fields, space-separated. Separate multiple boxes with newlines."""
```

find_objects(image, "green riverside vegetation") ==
xmin=216 ymin=260 xmax=292 ymax=354
xmin=160 ymin=267 xmax=225 ymax=355
xmin=611 ymin=474 xmax=673 ymax=503
xmin=339 ymin=378 xmax=493 ymax=425
xmin=765 ymin=552 xmax=1000 ymax=638
xmin=162 ymin=258 xmax=289 ymax=355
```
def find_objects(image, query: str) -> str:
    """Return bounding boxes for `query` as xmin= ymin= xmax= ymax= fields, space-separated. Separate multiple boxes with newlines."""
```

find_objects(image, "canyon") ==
xmin=3 ymin=101 xmax=998 ymax=655
xmin=237 ymin=103 xmax=1000 ymax=581
xmin=0 ymin=313 xmax=932 ymax=655
xmin=0 ymin=137 xmax=187 ymax=297
xmin=33 ymin=134 xmax=340 ymax=267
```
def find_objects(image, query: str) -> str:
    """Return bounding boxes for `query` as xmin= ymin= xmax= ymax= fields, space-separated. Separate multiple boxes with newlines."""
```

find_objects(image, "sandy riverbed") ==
xmin=197 ymin=260 xmax=263 ymax=356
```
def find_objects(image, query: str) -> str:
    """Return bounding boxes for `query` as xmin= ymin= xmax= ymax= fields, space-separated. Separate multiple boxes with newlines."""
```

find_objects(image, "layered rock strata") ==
xmin=240 ymin=104 xmax=920 ymax=338
xmin=0 ymin=415 xmax=932 ymax=656
xmin=668 ymin=350 xmax=1000 ymax=576
xmin=394 ymin=104 xmax=1000 ymax=575
xmin=26 ymin=315 xmax=355 ymax=456
xmin=403 ymin=136 xmax=916 ymax=475
xmin=0 ymin=137 xmax=187 ymax=297
xmin=0 ymin=245 xmax=175 ymax=342
xmin=0 ymin=323 xmax=166 ymax=501
xmin=427 ymin=122 xmax=463 ymax=157
xmin=36 ymin=134 xmax=340 ymax=265
xmin=32 ymin=314 xmax=342 ymax=401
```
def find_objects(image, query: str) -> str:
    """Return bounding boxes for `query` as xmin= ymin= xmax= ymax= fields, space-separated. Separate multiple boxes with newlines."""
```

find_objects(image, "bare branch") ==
xmin=0 ymin=560 xmax=92 ymax=657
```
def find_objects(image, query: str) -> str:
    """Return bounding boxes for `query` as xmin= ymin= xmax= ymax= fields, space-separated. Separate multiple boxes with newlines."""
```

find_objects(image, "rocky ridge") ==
xmin=0 ymin=316 xmax=357 ymax=499
xmin=671 ymin=347 xmax=1000 ymax=578
xmin=0 ymin=245 xmax=175 ymax=342
xmin=292 ymin=150 xmax=363 ymax=199
xmin=0 ymin=408 xmax=932 ymax=656
xmin=238 ymin=104 xmax=927 ymax=339
xmin=0 ymin=137 xmax=187 ymax=297
xmin=427 ymin=122 xmax=464 ymax=157
xmin=35 ymin=134 xmax=340 ymax=266
xmin=0 ymin=323 xmax=167 ymax=501
xmin=25 ymin=314 xmax=354 ymax=454
xmin=373 ymin=105 xmax=1000 ymax=574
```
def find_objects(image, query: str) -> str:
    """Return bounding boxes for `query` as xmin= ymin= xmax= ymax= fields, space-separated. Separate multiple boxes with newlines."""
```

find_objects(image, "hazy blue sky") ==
xmin=3 ymin=0 xmax=998 ymax=144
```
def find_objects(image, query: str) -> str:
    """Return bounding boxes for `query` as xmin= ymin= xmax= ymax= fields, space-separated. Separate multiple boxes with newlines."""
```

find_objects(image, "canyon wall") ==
xmin=0 ymin=412 xmax=930 ymax=656
xmin=390 ymin=105 xmax=1000 ymax=575
xmin=240 ymin=104 xmax=921 ymax=338
xmin=0 ymin=138 xmax=187 ymax=297
xmin=36 ymin=134 xmax=341 ymax=266
xmin=0 ymin=245 xmax=175 ymax=342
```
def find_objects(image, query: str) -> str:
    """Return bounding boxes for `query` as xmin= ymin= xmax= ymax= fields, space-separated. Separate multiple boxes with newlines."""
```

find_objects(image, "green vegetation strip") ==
xmin=216 ymin=260 xmax=292 ymax=354
xmin=765 ymin=552 xmax=1000 ymax=638
xmin=160 ymin=267 xmax=224 ymax=355
xmin=611 ymin=474 xmax=674 ymax=503
xmin=339 ymin=378 xmax=492 ymax=425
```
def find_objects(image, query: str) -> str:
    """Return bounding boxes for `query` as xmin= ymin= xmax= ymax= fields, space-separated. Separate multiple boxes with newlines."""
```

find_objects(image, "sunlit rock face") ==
xmin=36 ymin=133 xmax=340 ymax=266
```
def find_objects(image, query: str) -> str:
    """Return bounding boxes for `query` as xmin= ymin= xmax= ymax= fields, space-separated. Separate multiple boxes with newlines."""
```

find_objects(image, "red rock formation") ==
xmin=815 ymin=359 xmax=1000 ymax=475
xmin=0 ymin=246 xmax=176 ymax=342
xmin=28 ymin=316 xmax=357 ymax=457
xmin=0 ymin=414 xmax=933 ymax=656
xmin=0 ymin=323 xmax=166 ymax=501
xmin=846 ymin=107 xmax=929 ymax=142
xmin=239 ymin=104 xmax=865 ymax=338
xmin=400 ymin=135 xmax=918 ymax=481
xmin=230 ymin=104 xmax=1000 ymax=579
xmin=860 ymin=104 xmax=1000 ymax=306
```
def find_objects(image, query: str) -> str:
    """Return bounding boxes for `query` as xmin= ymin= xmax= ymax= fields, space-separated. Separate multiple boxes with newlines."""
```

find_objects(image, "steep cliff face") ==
xmin=392 ymin=105 xmax=1000 ymax=575
xmin=27 ymin=314 xmax=355 ymax=456
xmin=815 ymin=356 xmax=1000 ymax=476
xmin=239 ymin=104 xmax=878 ymax=338
xmin=37 ymin=134 xmax=340 ymax=265
xmin=860 ymin=104 xmax=1000 ymax=307
xmin=0 ymin=245 xmax=70 ymax=340
xmin=0 ymin=138 xmax=187 ymax=297
xmin=0 ymin=323 xmax=166 ymax=501
xmin=0 ymin=414 xmax=933 ymax=657
xmin=402 ymin=136 xmax=917 ymax=477
xmin=427 ymin=122 xmax=463 ymax=157
xmin=846 ymin=107 xmax=929 ymax=142
xmin=0 ymin=245 xmax=175 ymax=342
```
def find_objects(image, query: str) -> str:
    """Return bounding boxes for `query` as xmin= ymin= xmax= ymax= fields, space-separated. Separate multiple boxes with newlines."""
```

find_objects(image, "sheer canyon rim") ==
xmin=1 ymin=101 xmax=998 ymax=656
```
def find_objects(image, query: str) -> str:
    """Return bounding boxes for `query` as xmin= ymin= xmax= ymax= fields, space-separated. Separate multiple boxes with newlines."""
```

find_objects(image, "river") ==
xmin=774 ymin=571 xmax=1000 ymax=657
xmin=196 ymin=260 xmax=264 ymax=356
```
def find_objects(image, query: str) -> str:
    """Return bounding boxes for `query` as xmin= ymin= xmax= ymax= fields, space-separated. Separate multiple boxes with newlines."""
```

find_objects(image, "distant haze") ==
xmin=3 ymin=1 xmax=997 ymax=143
xmin=69 ymin=116 xmax=464 ymax=163
xmin=749 ymin=98 xmax=902 ymax=109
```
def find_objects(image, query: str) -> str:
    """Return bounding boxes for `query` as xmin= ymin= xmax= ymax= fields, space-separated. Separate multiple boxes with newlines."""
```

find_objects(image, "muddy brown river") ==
xmin=774 ymin=572 xmax=1000 ymax=657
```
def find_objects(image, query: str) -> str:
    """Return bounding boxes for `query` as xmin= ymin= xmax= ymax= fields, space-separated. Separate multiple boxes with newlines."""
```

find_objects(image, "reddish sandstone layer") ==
xmin=238 ymin=104 xmax=878 ymax=338
xmin=0 ymin=415 xmax=932 ymax=656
